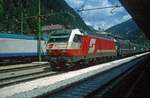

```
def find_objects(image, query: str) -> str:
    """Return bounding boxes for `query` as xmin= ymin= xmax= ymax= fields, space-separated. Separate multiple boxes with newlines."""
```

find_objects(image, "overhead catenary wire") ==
xmin=77 ymin=5 xmax=122 ymax=12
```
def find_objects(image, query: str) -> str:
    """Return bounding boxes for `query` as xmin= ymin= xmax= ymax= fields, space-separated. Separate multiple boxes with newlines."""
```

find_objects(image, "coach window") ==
xmin=73 ymin=34 xmax=82 ymax=43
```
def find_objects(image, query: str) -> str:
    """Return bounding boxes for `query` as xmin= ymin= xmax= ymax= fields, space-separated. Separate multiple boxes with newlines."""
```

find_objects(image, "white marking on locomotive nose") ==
xmin=88 ymin=39 xmax=96 ymax=53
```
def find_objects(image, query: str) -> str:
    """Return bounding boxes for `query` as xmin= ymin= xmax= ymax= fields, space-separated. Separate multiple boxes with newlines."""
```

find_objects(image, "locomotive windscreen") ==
xmin=48 ymin=35 xmax=70 ymax=42
xmin=48 ymin=30 xmax=71 ymax=42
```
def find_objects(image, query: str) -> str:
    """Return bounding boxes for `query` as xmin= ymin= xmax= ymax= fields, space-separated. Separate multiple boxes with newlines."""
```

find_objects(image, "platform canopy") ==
xmin=120 ymin=0 xmax=150 ymax=39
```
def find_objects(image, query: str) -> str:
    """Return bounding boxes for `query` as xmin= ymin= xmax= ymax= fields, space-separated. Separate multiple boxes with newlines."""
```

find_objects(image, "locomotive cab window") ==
xmin=48 ymin=30 xmax=71 ymax=43
xmin=73 ymin=34 xmax=82 ymax=43
xmin=48 ymin=35 xmax=70 ymax=43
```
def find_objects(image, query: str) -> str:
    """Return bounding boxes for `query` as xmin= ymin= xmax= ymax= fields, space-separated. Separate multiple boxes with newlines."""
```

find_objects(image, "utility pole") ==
xmin=21 ymin=12 xmax=24 ymax=33
xmin=21 ymin=0 xmax=23 ymax=33
xmin=38 ymin=0 xmax=42 ymax=62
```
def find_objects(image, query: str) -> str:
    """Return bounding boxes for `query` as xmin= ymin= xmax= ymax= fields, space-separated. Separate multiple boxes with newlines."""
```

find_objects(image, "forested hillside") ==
xmin=106 ymin=19 xmax=149 ymax=43
xmin=0 ymin=0 xmax=89 ymax=34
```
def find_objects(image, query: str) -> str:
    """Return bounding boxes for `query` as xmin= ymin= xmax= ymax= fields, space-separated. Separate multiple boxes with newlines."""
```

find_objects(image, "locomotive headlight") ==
xmin=47 ymin=43 xmax=53 ymax=48
xmin=62 ymin=50 xmax=66 ymax=52
xmin=48 ymin=50 xmax=51 ymax=53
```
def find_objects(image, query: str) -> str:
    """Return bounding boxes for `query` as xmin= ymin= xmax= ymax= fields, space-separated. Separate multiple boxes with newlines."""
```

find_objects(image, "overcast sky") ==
xmin=65 ymin=0 xmax=132 ymax=30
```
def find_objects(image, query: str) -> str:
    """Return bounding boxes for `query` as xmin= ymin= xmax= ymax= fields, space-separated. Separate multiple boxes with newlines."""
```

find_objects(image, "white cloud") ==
xmin=83 ymin=0 xmax=114 ymax=16
xmin=85 ymin=21 xmax=92 ymax=26
xmin=122 ymin=14 xmax=132 ymax=21
xmin=114 ymin=7 xmax=125 ymax=13
xmin=65 ymin=0 xmax=132 ymax=30
xmin=85 ymin=20 xmax=115 ymax=30
xmin=101 ymin=0 xmax=114 ymax=15
xmin=65 ymin=0 xmax=85 ymax=9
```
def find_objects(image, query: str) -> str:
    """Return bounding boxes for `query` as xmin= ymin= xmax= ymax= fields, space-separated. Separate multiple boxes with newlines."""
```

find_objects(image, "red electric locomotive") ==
xmin=47 ymin=29 xmax=117 ymax=69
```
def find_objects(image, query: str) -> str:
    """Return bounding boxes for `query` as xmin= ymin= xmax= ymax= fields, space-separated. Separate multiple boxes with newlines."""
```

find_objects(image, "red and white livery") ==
xmin=47 ymin=29 xmax=117 ymax=69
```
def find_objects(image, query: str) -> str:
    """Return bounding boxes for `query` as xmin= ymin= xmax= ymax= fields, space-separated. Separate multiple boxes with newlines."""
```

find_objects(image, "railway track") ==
xmin=0 ymin=56 xmax=142 ymax=88
xmin=0 ymin=60 xmax=30 ymax=66
xmin=0 ymin=62 xmax=58 ymax=87
xmin=41 ymin=53 xmax=149 ymax=98
xmin=0 ymin=56 xmax=48 ymax=66
xmin=0 ymin=52 xmax=149 ymax=98
xmin=0 ymin=58 xmax=112 ymax=88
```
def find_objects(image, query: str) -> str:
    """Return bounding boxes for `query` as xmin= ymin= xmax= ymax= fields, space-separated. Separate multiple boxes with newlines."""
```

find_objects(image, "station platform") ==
xmin=0 ymin=52 xmax=149 ymax=98
xmin=100 ymin=54 xmax=150 ymax=98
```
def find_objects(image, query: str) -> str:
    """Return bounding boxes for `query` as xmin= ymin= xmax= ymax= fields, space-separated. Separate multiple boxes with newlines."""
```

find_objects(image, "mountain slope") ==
xmin=106 ymin=19 xmax=148 ymax=43
xmin=0 ymin=0 xmax=89 ymax=34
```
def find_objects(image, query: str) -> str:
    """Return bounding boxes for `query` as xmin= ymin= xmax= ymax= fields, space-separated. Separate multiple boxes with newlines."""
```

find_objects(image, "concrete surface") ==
xmin=0 ymin=52 xmax=149 ymax=98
